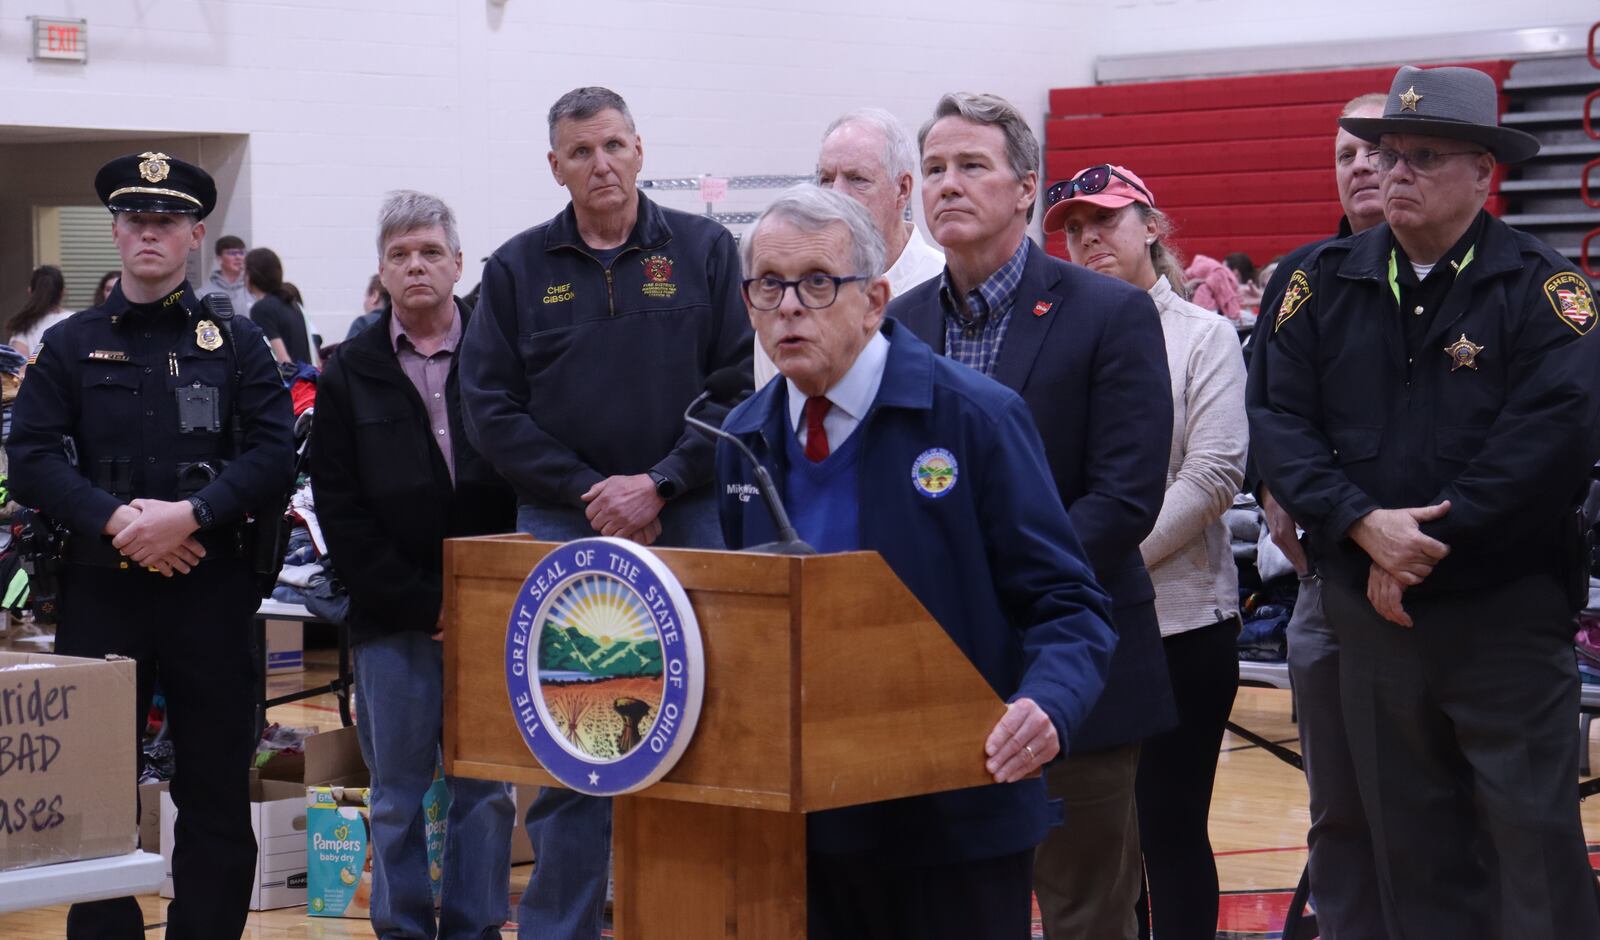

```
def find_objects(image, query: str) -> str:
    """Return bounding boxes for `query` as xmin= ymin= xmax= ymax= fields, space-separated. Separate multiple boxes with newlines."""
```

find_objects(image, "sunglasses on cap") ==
xmin=1045 ymin=165 xmax=1154 ymax=207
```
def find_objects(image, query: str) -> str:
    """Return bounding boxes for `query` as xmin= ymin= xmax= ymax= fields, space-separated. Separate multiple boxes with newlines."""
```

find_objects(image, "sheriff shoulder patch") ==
xmin=1545 ymin=271 xmax=1596 ymax=336
xmin=1274 ymin=270 xmax=1312 ymax=333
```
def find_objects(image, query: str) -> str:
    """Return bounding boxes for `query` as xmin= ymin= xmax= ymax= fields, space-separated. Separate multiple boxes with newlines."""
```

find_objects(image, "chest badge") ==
xmin=912 ymin=448 xmax=959 ymax=499
xmin=1444 ymin=333 xmax=1483 ymax=371
xmin=641 ymin=255 xmax=677 ymax=299
xmin=195 ymin=319 xmax=224 ymax=352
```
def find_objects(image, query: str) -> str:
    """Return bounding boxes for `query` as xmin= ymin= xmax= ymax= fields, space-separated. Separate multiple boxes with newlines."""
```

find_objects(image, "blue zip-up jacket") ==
xmin=461 ymin=192 xmax=753 ymax=507
xmin=716 ymin=319 xmax=1117 ymax=863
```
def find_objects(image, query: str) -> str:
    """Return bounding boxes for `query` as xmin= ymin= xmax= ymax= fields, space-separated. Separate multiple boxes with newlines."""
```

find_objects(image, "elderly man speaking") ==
xmin=716 ymin=184 xmax=1117 ymax=940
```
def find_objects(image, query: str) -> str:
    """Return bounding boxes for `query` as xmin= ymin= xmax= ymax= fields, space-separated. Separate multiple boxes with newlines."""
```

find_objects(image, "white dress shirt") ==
xmin=785 ymin=330 xmax=889 ymax=452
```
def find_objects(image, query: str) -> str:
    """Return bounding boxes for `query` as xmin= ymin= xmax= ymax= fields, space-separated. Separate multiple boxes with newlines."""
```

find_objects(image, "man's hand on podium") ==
xmin=984 ymin=698 xmax=1060 ymax=784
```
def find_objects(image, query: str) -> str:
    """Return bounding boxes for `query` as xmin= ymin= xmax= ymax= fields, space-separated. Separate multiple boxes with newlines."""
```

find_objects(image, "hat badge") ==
xmin=1398 ymin=86 xmax=1423 ymax=113
xmin=138 ymin=152 xmax=172 ymax=184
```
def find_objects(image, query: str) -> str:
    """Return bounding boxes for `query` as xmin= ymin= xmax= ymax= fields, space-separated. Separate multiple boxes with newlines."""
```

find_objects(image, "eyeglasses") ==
xmin=220 ymin=249 xmax=246 ymax=257
xmin=742 ymin=274 xmax=869 ymax=311
xmin=1045 ymin=165 xmax=1153 ymax=208
xmin=1367 ymin=148 xmax=1487 ymax=173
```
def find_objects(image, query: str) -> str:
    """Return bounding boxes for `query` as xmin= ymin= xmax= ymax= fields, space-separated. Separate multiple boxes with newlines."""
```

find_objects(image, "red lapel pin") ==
xmin=1033 ymin=300 xmax=1053 ymax=317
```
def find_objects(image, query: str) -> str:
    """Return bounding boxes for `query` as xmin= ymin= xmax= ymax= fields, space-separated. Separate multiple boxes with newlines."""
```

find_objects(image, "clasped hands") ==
xmin=105 ymin=500 xmax=205 ymax=577
xmin=1349 ymin=501 xmax=1452 ymax=628
xmin=582 ymin=474 xmax=665 ymax=546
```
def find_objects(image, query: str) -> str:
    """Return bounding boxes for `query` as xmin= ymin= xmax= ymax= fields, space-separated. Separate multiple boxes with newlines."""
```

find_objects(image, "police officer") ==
xmin=8 ymin=152 xmax=294 ymax=939
xmin=1251 ymin=66 xmax=1600 ymax=940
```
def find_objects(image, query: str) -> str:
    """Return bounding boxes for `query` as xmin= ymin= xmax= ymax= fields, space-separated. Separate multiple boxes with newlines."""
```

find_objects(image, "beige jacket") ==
xmin=1141 ymin=276 xmax=1248 ymax=636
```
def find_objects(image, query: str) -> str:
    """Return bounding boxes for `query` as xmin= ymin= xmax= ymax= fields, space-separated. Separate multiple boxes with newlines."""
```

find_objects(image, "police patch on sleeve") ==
xmin=1273 ymin=271 xmax=1312 ymax=334
xmin=912 ymin=448 xmax=958 ymax=498
xmin=1544 ymin=272 xmax=1596 ymax=336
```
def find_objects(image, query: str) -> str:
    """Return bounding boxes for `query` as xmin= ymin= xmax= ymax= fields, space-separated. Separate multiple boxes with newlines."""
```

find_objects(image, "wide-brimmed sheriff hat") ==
xmin=94 ymin=151 xmax=217 ymax=218
xmin=1339 ymin=65 xmax=1540 ymax=165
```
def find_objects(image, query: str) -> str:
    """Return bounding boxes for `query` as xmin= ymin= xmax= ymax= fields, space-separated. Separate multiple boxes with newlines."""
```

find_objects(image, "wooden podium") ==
xmin=442 ymin=535 xmax=1007 ymax=939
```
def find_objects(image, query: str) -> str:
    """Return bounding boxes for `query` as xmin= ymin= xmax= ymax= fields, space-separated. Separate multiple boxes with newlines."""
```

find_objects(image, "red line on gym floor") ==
xmin=1213 ymin=845 xmax=1307 ymax=858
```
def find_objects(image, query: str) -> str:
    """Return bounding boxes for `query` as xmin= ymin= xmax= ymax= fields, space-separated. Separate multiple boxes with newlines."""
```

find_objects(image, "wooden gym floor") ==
xmin=5 ymin=649 xmax=1600 ymax=939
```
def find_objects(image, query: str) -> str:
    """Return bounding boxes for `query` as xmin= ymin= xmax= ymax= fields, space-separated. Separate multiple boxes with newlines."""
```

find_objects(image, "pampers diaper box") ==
xmin=306 ymin=765 xmax=449 ymax=918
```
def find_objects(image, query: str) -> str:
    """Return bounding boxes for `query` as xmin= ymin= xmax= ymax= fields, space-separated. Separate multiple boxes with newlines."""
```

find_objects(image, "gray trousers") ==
xmin=1033 ymin=742 xmax=1143 ymax=940
xmin=1323 ymin=573 xmax=1600 ymax=940
xmin=1287 ymin=574 xmax=1391 ymax=940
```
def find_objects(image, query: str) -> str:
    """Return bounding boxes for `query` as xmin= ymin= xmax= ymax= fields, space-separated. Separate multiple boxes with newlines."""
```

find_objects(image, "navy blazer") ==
xmin=717 ymin=319 xmax=1117 ymax=863
xmin=892 ymin=241 xmax=1177 ymax=750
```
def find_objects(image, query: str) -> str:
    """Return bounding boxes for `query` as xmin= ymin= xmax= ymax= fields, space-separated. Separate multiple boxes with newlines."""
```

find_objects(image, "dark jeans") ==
xmin=1325 ymin=573 xmax=1600 ymax=940
xmin=808 ymin=850 xmax=1033 ymax=940
xmin=58 ymin=559 xmax=259 ymax=940
xmin=1134 ymin=616 xmax=1239 ymax=940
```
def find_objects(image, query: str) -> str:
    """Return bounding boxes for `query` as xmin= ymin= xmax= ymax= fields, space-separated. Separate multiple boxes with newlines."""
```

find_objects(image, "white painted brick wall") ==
xmin=0 ymin=0 xmax=1587 ymax=335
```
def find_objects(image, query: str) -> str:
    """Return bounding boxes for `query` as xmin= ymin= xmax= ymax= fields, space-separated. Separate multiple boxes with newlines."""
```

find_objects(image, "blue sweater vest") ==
xmin=783 ymin=414 xmax=862 ymax=554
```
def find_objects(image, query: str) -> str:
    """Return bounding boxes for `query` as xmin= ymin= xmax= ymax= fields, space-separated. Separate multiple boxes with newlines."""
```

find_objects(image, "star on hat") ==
xmin=1399 ymin=85 xmax=1422 ymax=112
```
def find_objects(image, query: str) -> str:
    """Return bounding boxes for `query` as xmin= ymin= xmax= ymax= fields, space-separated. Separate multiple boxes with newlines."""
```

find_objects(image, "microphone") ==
xmin=683 ymin=384 xmax=814 ymax=555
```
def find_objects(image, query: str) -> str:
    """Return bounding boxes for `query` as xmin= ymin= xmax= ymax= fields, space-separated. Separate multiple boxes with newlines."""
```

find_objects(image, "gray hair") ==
xmin=742 ymin=185 xmax=887 ymax=281
xmin=1341 ymin=92 xmax=1387 ymax=118
xmin=376 ymin=190 xmax=460 ymax=256
xmin=548 ymin=86 xmax=636 ymax=148
xmin=822 ymin=108 xmax=917 ymax=181
xmin=918 ymin=92 xmax=1041 ymax=221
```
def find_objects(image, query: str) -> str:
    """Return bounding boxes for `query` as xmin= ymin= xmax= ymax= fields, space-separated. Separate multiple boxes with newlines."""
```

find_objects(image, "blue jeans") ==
xmin=515 ymin=488 xmax=721 ymax=940
xmin=354 ymin=629 xmax=516 ymax=940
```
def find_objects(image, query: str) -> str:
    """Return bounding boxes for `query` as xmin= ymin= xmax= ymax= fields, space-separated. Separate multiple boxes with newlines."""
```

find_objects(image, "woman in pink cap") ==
xmin=1043 ymin=165 xmax=1247 ymax=940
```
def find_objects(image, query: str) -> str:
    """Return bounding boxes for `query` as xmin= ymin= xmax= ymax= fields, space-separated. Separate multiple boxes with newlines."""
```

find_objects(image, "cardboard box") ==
xmin=306 ymin=767 xmax=448 ymax=919
xmin=161 ymin=725 xmax=366 ymax=910
xmin=0 ymin=652 xmax=137 ymax=871
xmin=263 ymin=618 xmax=304 ymax=675
xmin=138 ymin=780 xmax=168 ymax=858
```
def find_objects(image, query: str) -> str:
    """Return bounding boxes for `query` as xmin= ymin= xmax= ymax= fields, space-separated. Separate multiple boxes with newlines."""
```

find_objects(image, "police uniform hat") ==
xmin=1339 ymin=65 xmax=1540 ymax=165
xmin=94 ymin=151 xmax=217 ymax=219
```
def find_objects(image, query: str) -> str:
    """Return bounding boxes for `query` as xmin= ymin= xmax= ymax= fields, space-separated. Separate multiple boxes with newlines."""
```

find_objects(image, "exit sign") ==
xmin=30 ymin=17 xmax=88 ymax=63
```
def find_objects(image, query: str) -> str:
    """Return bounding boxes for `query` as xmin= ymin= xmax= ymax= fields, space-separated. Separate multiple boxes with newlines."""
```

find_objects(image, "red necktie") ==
xmin=804 ymin=396 xmax=831 ymax=462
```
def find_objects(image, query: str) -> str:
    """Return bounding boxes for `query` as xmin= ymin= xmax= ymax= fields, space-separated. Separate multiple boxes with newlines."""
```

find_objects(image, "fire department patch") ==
xmin=1544 ymin=271 xmax=1596 ymax=336
xmin=641 ymin=254 xmax=677 ymax=300
xmin=1274 ymin=270 xmax=1312 ymax=333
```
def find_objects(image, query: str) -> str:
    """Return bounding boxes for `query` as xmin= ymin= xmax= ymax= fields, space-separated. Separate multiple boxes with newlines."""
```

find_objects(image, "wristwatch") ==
xmin=186 ymin=495 xmax=215 ymax=530
xmin=648 ymin=471 xmax=678 ymax=501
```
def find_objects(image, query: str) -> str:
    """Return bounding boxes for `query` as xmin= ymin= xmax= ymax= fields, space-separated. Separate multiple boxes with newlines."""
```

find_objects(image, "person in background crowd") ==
xmin=460 ymin=85 xmax=751 ymax=940
xmin=8 ymin=150 xmax=294 ymax=940
xmin=313 ymin=189 xmax=516 ymax=940
xmin=721 ymin=183 xmax=1116 ymax=940
xmin=1045 ymin=164 xmax=1246 ymax=940
xmin=1183 ymin=254 xmax=1242 ymax=321
xmin=1246 ymin=90 xmax=1392 ymax=940
xmin=93 ymin=269 xmax=120 ymax=308
xmin=245 ymin=247 xmax=313 ymax=365
xmin=1251 ymin=65 xmax=1600 ymax=940
xmin=6 ymin=264 xmax=70 ymax=358
xmin=892 ymin=92 xmax=1175 ymax=940
xmin=752 ymin=107 xmax=945 ymax=387
xmin=345 ymin=273 xmax=390 ymax=341
xmin=196 ymin=234 xmax=253 ymax=316
xmin=1223 ymin=251 xmax=1255 ymax=286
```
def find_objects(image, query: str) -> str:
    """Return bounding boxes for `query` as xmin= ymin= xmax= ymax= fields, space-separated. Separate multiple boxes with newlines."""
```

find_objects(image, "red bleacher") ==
xmin=1045 ymin=61 xmax=1514 ymax=267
